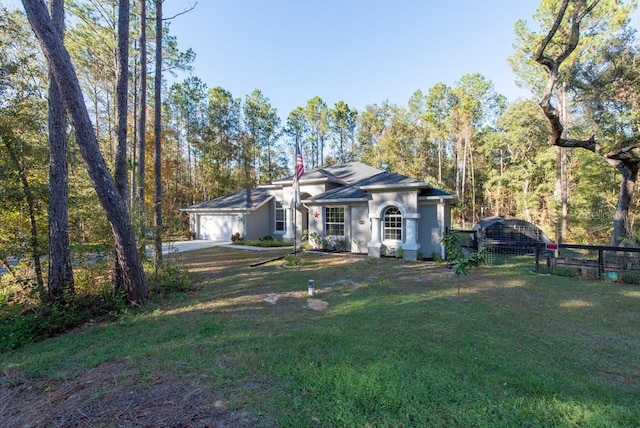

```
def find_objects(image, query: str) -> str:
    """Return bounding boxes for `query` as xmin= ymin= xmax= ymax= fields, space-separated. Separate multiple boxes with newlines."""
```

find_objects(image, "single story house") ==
xmin=182 ymin=162 xmax=457 ymax=261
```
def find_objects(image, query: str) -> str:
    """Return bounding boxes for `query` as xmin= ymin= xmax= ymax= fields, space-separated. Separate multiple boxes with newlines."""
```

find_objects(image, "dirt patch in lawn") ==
xmin=1 ymin=360 xmax=259 ymax=427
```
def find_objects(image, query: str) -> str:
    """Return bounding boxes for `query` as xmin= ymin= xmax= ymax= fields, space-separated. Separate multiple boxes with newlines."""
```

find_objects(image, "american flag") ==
xmin=293 ymin=144 xmax=305 ymax=206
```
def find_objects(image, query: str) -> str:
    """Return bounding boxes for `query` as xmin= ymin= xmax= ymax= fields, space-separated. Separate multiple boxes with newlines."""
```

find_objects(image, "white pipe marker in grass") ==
xmin=308 ymin=279 xmax=315 ymax=296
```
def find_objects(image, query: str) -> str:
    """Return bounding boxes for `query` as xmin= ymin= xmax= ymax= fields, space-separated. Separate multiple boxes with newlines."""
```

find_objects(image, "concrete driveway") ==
xmin=159 ymin=240 xmax=294 ymax=255
xmin=159 ymin=240 xmax=230 ymax=255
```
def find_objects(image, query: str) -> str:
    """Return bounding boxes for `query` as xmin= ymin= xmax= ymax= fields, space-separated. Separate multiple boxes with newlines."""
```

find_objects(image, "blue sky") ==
xmin=4 ymin=0 xmax=542 ymax=115
xmin=164 ymin=0 xmax=541 ymax=118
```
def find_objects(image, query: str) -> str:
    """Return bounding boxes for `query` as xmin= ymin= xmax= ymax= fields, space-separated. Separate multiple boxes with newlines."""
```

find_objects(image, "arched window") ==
xmin=383 ymin=206 xmax=402 ymax=241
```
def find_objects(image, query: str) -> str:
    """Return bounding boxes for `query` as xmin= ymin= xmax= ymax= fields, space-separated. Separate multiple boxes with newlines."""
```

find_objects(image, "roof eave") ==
xmin=272 ymin=177 xmax=340 ymax=186
xmin=419 ymin=194 xmax=458 ymax=201
xmin=182 ymin=195 xmax=273 ymax=212
xmin=360 ymin=183 xmax=429 ymax=191
xmin=305 ymin=198 xmax=369 ymax=204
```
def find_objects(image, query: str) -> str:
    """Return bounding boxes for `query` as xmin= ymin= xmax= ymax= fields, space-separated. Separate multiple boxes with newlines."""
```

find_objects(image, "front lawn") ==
xmin=1 ymin=248 xmax=638 ymax=427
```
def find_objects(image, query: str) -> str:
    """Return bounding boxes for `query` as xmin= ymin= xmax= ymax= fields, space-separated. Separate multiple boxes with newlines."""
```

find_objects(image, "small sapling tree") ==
xmin=441 ymin=231 xmax=487 ymax=296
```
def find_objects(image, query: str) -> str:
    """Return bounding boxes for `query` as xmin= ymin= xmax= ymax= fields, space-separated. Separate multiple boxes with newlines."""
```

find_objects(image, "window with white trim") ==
xmin=383 ymin=206 xmax=402 ymax=241
xmin=324 ymin=207 xmax=345 ymax=236
xmin=275 ymin=201 xmax=285 ymax=232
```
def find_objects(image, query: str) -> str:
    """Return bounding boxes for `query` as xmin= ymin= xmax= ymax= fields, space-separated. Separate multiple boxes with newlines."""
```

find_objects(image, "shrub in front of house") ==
xmin=233 ymin=239 xmax=292 ymax=248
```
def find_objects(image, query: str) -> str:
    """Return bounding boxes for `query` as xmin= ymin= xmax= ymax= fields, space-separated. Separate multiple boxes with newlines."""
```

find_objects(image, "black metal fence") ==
xmin=450 ymin=225 xmax=543 ymax=266
xmin=449 ymin=227 xmax=640 ymax=281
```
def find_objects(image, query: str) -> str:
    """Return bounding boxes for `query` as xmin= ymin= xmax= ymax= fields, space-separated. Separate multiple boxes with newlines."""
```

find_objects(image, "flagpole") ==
xmin=293 ymin=139 xmax=304 ymax=256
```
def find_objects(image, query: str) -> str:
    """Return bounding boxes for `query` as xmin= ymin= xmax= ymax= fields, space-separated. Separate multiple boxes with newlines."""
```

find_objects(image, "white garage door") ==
xmin=198 ymin=215 xmax=236 ymax=240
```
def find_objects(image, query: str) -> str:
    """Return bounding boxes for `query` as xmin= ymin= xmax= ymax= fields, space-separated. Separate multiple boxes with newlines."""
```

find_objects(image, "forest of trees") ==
xmin=1 ymin=0 xmax=639 ymax=305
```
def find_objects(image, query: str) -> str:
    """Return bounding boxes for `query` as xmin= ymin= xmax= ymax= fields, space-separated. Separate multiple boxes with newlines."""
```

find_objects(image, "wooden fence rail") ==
xmin=535 ymin=243 xmax=640 ymax=280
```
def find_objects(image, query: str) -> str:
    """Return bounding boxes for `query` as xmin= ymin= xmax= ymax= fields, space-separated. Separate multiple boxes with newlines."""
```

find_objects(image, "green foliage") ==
xmin=284 ymin=255 xmax=302 ymax=266
xmin=304 ymin=230 xmax=323 ymax=249
xmin=329 ymin=100 xmax=357 ymax=163
xmin=441 ymin=231 xmax=486 ymax=295
xmin=302 ymin=230 xmax=349 ymax=251
xmin=332 ymin=237 xmax=346 ymax=252
xmin=551 ymin=266 xmax=580 ymax=278
xmin=620 ymin=272 xmax=640 ymax=285
xmin=0 ymin=287 xmax=126 ymax=353
xmin=380 ymin=244 xmax=388 ymax=257
xmin=147 ymin=261 xmax=192 ymax=295
xmin=243 ymin=89 xmax=283 ymax=184
xmin=441 ymin=231 xmax=464 ymax=263
xmin=233 ymin=239 xmax=292 ymax=248
xmin=0 ymin=257 xmax=193 ymax=352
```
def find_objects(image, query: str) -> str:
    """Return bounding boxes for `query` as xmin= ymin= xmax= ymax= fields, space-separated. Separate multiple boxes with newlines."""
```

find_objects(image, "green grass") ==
xmin=233 ymin=239 xmax=294 ymax=247
xmin=2 ymin=248 xmax=639 ymax=427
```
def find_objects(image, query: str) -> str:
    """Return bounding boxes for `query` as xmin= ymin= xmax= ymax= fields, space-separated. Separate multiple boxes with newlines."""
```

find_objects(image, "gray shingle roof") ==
xmin=273 ymin=162 xmax=382 ymax=185
xmin=306 ymin=171 xmax=445 ymax=203
xmin=184 ymin=163 xmax=455 ymax=211
xmin=185 ymin=187 xmax=272 ymax=211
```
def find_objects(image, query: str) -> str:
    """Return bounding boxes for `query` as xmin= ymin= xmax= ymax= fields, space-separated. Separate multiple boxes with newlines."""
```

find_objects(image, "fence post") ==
xmin=598 ymin=249 xmax=604 ymax=280
xmin=535 ymin=243 xmax=540 ymax=274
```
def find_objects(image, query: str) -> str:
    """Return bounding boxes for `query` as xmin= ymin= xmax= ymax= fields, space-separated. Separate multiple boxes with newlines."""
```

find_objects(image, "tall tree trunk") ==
xmin=560 ymin=147 xmax=569 ymax=241
xmin=21 ymin=0 xmax=149 ymax=304
xmin=47 ymin=0 xmax=74 ymax=302
xmin=461 ymin=133 xmax=469 ymax=224
xmin=470 ymin=141 xmax=476 ymax=223
xmin=454 ymin=136 xmax=462 ymax=222
xmin=153 ymin=0 xmax=163 ymax=263
xmin=3 ymin=138 xmax=46 ymax=303
xmin=437 ymin=138 xmax=443 ymax=185
xmin=115 ymin=0 xmax=129 ymax=200
xmin=138 ymin=0 xmax=147 ymax=234
xmin=612 ymin=163 xmax=637 ymax=246
xmin=131 ymin=38 xmax=138 ymax=210
xmin=559 ymin=83 xmax=569 ymax=243
xmin=498 ymin=149 xmax=504 ymax=216
xmin=113 ymin=0 xmax=130 ymax=292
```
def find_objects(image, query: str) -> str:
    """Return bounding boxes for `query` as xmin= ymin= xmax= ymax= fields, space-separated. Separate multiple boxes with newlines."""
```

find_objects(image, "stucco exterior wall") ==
xmin=307 ymin=205 xmax=322 ymax=239
xmin=418 ymin=203 xmax=440 ymax=259
xmin=418 ymin=199 xmax=453 ymax=259
xmin=244 ymin=202 xmax=271 ymax=241
xmin=366 ymin=190 xmax=421 ymax=260
xmin=368 ymin=191 xmax=419 ymax=214
xmin=283 ymin=182 xmax=340 ymax=207
xmin=349 ymin=204 xmax=369 ymax=253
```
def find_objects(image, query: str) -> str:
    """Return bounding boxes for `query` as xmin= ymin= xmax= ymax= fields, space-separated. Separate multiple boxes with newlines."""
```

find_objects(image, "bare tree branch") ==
xmin=533 ymin=0 xmax=570 ymax=67
xmin=162 ymin=1 xmax=197 ymax=21
xmin=535 ymin=0 xmax=601 ymax=152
